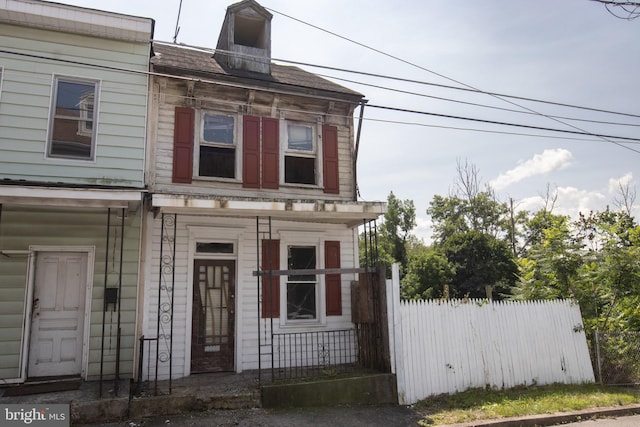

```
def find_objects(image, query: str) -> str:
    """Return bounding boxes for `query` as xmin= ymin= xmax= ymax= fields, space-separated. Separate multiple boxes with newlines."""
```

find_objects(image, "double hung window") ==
xmin=284 ymin=123 xmax=316 ymax=185
xmin=48 ymin=76 xmax=99 ymax=160
xmin=286 ymin=246 xmax=317 ymax=320
xmin=198 ymin=112 xmax=236 ymax=179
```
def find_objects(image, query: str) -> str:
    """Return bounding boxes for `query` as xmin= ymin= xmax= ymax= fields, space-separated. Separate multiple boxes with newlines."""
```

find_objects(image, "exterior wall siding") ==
xmin=141 ymin=213 xmax=358 ymax=380
xmin=0 ymin=24 xmax=149 ymax=187
xmin=148 ymin=77 xmax=356 ymax=200
xmin=0 ymin=206 xmax=141 ymax=381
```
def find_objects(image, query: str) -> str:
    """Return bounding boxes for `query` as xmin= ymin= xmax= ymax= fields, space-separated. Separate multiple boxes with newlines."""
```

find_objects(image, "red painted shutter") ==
xmin=322 ymin=124 xmax=339 ymax=194
xmin=243 ymin=115 xmax=260 ymax=188
xmin=261 ymin=117 xmax=279 ymax=189
xmin=172 ymin=107 xmax=194 ymax=183
xmin=261 ymin=239 xmax=280 ymax=318
xmin=325 ymin=240 xmax=342 ymax=316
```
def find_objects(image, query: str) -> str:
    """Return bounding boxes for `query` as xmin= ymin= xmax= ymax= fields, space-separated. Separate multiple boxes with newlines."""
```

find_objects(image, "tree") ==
xmin=360 ymin=192 xmax=417 ymax=276
xmin=378 ymin=192 xmax=416 ymax=273
xmin=426 ymin=160 xmax=516 ymax=299
xmin=401 ymin=246 xmax=453 ymax=300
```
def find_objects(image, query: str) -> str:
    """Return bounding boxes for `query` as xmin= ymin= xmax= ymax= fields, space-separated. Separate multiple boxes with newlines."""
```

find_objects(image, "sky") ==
xmin=58 ymin=0 xmax=640 ymax=241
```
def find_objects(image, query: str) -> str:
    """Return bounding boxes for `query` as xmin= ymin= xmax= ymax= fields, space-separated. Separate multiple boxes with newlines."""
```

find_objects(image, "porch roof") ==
xmin=0 ymin=185 xmax=143 ymax=210
xmin=151 ymin=194 xmax=386 ymax=227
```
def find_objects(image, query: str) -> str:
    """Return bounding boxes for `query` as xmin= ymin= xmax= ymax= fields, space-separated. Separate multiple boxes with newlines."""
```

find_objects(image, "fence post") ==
xmin=594 ymin=331 xmax=603 ymax=384
xmin=389 ymin=263 xmax=405 ymax=404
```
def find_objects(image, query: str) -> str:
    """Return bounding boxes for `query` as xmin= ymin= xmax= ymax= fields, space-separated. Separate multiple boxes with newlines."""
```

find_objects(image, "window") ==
xmin=48 ymin=76 xmax=99 ymax=160
xmin=198 ymin=112 xmax=236 ymax=179
xmin=196 ymin=242 xmax=234 ymax=254
xmin=284 ymin=123 xmax=316 ymax=185
xmin=286 ymin=246 xmax=317 ymax=320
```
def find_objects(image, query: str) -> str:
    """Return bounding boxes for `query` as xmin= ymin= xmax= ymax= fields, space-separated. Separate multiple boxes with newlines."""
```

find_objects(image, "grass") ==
xmin=412 ymin=383 xmax=640 ymax=425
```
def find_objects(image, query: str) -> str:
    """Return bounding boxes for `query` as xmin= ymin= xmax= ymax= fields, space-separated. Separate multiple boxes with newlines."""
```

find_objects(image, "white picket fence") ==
xmin=385 ymin=265 xmax=595 ymax=405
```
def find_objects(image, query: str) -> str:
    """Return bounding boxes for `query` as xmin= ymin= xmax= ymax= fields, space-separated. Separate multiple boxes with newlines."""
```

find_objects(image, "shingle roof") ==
xmin=151 ymin=42 xmax=364 ymax=100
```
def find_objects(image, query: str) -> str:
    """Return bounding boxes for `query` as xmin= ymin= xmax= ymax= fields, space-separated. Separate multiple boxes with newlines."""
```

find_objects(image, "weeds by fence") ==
xmin=594 ymin=331 xmax=640 ymax=385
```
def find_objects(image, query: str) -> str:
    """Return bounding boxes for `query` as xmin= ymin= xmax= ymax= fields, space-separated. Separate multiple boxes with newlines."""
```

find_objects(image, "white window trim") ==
xmin=46 ymin=75 xmax=100 ymax=162
xmin=194 ymin=110 xmax=242 ymax=182
xmin=279 ymin=230 xmax=326 ymax=329
xmin=0 ymin=66 xmax=4 ymax=102
xmin=280 ymin=119 xmax=323 ymax=188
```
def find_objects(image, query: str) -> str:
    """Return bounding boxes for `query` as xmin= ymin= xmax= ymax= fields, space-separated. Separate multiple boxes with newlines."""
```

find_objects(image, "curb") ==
xmin=442 ymin=404 xmax=640 ymax=426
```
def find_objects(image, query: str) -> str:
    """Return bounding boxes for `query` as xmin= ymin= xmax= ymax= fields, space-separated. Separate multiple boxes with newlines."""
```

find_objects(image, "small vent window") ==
xmin=234 ymin=15 xmax=266 ymax=48
xmin=196 ymin=242 xmax=234 ymax=254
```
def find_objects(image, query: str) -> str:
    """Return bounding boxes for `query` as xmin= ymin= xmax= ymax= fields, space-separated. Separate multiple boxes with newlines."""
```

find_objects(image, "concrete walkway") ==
xmin=0 ymin=372 xmax=261 ymax=424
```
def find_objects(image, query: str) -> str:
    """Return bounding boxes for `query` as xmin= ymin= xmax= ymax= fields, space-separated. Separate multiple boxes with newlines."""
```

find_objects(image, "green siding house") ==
xmin=0 ymin=0 xmax=153 ymax=387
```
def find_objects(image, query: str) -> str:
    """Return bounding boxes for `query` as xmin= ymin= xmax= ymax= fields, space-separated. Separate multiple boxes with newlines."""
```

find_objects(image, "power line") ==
xmin=4 ymin=45 xmax=640 ymax=151
xmin=315 ymin=72 xmax=640 ymax=128
xmin=265 ymin=6 xmax=640 ymax=154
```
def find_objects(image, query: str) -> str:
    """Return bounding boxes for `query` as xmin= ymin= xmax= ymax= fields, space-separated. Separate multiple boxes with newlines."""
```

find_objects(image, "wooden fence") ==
xmin=386 ymin=265 xmax=595 ymax=405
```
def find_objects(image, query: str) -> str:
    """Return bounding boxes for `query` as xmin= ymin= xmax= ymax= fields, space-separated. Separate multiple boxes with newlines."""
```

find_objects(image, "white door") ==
xmin=28 ymin=252 xmax=88 ymax=378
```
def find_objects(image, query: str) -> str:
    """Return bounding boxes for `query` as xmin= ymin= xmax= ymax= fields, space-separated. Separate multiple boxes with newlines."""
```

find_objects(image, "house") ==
xmin=141 ymin=0 xmax=385 ymax=381
xmin=0 ymin=0 xmax=153 ymax=388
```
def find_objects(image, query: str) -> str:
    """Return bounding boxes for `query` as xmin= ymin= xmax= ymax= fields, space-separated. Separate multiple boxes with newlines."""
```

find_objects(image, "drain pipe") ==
xmin=353 ymin=100 xmax=367 ymax=200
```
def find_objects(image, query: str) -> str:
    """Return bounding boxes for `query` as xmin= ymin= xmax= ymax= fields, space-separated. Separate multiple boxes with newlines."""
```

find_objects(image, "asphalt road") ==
xmin=77 ymin=404 xmax=422 ymax=427
xmin=554 ymin=414 xmax=640 ymax=427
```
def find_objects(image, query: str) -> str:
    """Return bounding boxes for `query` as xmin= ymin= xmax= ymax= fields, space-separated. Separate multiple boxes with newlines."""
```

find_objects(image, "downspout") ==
xmin=353 ymin=100 xmax=367 ymax=200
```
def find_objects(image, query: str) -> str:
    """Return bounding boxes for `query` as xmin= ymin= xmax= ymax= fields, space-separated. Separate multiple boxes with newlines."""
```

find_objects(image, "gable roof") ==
xmin=151 ymin=42 xmax=364 ymax=102
xmin=225 ymin=0 xmax=272 ymax=20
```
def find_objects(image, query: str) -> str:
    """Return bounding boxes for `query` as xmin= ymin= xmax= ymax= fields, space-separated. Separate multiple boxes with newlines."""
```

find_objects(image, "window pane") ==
xmin=287 ymin=282 xmax=316 ymax=319
xmin=287 ymin=124 xmax=313 ymax=151
xmin=199 ymin=146 xmax=235 ymax=178
xmin=196 ymin=242 xmax=234 ymax=254
xmin=285 ymin=156 xmax=315 ymax=185
xmin=203 ymin=114 xmax=234 ymax=144
xmin=288 ymin=246 xmax=316 ymax=281
xmin=50 ymin=80 xmax=96 ymax=159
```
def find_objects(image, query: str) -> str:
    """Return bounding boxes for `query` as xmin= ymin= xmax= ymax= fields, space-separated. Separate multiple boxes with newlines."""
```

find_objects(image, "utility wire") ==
xmin=315 ymin=72 xmax=640 ymax=128
xmin=155 ymin=40 xmax=640 ymax=121
xmin=3 ymin=46 xmax=640 ymax=150
xmin=265 ymin=6 xmax=640 ymax=154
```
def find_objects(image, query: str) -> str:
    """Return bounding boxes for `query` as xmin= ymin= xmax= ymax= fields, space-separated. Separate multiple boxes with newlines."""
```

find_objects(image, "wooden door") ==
xmin=29 ymin=252 xmax=87 ymax=378
xmin=191 ymin=260 xmax=235 ymax=373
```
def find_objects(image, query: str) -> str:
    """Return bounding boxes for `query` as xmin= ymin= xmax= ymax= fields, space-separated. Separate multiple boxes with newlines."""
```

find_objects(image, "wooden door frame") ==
xmin=185 ymin=226 xmax=240 ymax=377
xmin=21 ymin=246 xmax=95 ymax=381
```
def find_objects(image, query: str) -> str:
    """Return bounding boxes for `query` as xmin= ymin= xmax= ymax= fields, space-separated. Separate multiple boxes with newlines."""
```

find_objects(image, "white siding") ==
xmin=149 ymin=77 xmax=356 ymax=201
xmin=141 ymin=213 xmax=358 ymax=380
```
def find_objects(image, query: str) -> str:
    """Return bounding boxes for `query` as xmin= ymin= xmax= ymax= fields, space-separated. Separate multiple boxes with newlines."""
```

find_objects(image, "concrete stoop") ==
xmin=261 ymin=373 xmax=398 ymax=408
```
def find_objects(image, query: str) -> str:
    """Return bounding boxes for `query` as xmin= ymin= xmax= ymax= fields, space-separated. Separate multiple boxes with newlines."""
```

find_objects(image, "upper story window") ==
xmin=48 ymin=76 xmax=99 ymax=161
xmin=198 ymin=112 xmax=236 ymax=179
xmin=284 ymin=123 xmax=316 ymax=185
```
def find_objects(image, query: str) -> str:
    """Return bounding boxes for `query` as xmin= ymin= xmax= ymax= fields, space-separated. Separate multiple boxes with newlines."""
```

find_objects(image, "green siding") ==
xmin=0 ymin=206 xmax=141 ymax=381
xmin=0 ymin=23 xmax=150 ymax=187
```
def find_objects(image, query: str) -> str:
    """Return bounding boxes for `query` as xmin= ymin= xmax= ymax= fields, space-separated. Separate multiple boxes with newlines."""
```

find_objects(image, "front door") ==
xmin=28 ymin=252 xmax=88 ymax=378
xmin=191 ymin=260 xmax=235 ymax=373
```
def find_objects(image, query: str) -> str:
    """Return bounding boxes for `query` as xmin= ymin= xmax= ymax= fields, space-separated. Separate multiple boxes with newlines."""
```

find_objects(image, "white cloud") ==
xmin=514 ymin=186 xmax=606 ymax=218
xmin=608 ymin=172 xmax=634 ymax=195
xmin=490 ymin=149 xmax=573 ymax=191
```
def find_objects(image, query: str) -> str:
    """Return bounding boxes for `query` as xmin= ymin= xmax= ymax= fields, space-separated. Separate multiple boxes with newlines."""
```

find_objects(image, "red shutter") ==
xmin=261 ymin=239 xmax=280 ymax=318
xmin=172 ymin=107 xmax=194 ymax=183
xmin=322 ymin=124 xmax=339 ymax=194
xmin=261 ymin=117 xmax=279 ymax=189
xmin=325 ymin=240 xmax=342 ymax=316
xmin=243 ymin=115 xmax=260 ymax=188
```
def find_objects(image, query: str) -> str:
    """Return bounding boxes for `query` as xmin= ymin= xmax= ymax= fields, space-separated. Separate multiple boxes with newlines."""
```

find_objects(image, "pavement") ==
xmin=1 ymin=374 xmax=639 ymax=426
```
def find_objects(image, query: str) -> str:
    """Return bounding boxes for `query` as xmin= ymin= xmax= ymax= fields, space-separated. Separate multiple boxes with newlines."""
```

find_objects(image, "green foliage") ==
xmin=401 ymin=246 xmax=453 ymax=300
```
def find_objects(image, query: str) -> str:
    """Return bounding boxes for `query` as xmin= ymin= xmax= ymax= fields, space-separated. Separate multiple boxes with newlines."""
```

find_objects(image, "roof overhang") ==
xmin=152 ymin=194 xmax=386 ymax=228
xmin=0 ymin=0 xmax=154 ymax=42
xmin=0 ymin=185 xmax=143 ymax=210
